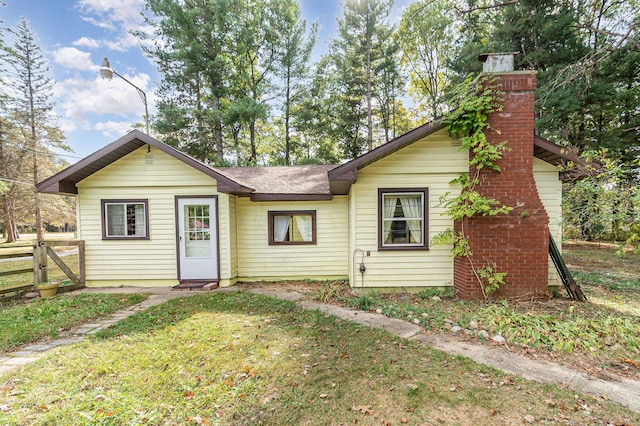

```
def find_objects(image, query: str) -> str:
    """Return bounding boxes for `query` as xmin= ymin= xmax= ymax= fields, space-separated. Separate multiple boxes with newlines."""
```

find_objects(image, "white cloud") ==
xmin=76 ymin=0 xmax=146 ymax=31
xmin=53 ymin=47 xmax=99 ymax=71
xmin=58 ymin=118 xmax=78 ymax=133
xmin=54 ymin=73 xmax=153 ymax=123
xmin=72 ymin=37 xmax=101 ymax=49
xmin=79 ymin=16 xmax=116 ymax=31
xmin=74 ymin=0 xmax=153 ymax=53
xmin=94 ymin=120 xmax=135 ymax=138
xmin=104 ymin=32 xmax=140 ymax=52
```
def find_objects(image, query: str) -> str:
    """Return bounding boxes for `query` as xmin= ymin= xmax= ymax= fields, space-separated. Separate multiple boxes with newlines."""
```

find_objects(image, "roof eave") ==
xmin=249 ymin=193 xmax=332 ymax=202
xmin=533 ymin=135 xmax=586 ymax=182
xmin=36 ymin=130 xmax=253 ymax=195
xmin=327 ymin=120 xmax=445 ymax=193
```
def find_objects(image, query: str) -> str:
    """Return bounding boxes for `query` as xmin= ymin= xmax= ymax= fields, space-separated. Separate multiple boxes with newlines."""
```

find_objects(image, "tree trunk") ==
xmin=2 ymin=192 xmax=19 ymax=243
xmin=29 ymin=100 xmax=43 ymax=241
xmin=249 ymin=121 xmax=257 ymax=164
xmin=213 ymin=93 xmax=224 ymax=164
xmin=285 ymin=65 xmax=292 ymax=165
xmin=366 ymin=11 xmax=373 ymax=152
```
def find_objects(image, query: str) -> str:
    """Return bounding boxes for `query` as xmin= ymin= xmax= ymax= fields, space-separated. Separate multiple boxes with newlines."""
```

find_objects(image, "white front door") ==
xmin=177 ymin=197 xmax=218 ymax=280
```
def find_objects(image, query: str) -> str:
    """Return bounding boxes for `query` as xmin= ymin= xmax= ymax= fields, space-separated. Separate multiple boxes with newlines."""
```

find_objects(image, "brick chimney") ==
xmin=453 ymin=53 xmax=550 ymax=300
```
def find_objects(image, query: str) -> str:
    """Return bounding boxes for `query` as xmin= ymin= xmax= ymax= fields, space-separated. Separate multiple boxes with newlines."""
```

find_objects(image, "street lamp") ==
xmin=100 ymin=57 xmax=150 ymax=134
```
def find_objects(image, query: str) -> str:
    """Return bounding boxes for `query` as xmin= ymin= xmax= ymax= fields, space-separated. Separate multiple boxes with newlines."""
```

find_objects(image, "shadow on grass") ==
xmin=93 ymin=291 xmax=301 ymax=341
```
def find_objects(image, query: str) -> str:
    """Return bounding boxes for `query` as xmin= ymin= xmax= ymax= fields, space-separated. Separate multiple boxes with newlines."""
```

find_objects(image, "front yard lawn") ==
xmin=1 ymin=292 xmax=638 ymax=425
xmin=0 ymin=293 xmax=147 ymax=352
xmin=305 ymin=240 xmax=640 ymax=381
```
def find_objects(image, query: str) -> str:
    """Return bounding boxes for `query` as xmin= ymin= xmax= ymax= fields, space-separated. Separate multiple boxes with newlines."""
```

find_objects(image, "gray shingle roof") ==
xmin=214 ymin=165 xmax=336 ymax=196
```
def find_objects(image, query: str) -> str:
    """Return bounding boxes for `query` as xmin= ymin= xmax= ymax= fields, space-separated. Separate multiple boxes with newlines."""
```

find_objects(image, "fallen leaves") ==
xmin=351 ymin=405 xmax=373 ymax=415
xmin=617 ymin=357 xmax=638 ymax=367
xmin=187 ymin=415 xmax=211 ymax=425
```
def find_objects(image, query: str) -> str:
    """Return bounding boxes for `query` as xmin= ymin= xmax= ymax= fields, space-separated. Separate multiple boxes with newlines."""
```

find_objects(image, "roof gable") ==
xmin=328 ymin=120 xmax=445 ymax=194
xmin=38 ymin=127 xmax=583 ymax=198
xmin=36 ymin=131 xmax=253 ymax=195
xmin=327 ymin=120 xmax=583 ymax=193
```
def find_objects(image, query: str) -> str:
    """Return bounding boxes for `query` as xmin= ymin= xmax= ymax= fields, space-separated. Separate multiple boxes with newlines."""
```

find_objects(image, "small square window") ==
xmin=378 ymin=188 xmax=428 ymax=250
xmin=102 ymin=199 xmax=149 ymax=240
xmin=268 ymin=210 xmax=316 ymax=245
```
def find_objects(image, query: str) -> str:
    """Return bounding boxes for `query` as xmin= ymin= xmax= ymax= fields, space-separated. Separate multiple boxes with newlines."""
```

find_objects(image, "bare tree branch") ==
xmin=453 ymin=0 xmax=521 ymax=14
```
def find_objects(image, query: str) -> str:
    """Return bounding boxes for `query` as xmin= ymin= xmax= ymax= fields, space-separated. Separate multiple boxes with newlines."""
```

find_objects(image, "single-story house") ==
xmin=38 ymin=65 xmax=580 ymax=299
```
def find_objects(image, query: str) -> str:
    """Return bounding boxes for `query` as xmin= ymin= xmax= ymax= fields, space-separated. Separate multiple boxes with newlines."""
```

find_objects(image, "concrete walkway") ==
xmin=0 ymin=290 xmax=192 ymax=375
xmin=247 ymin=286 xmax=640 ymax=414
xmin=1 ymin=286 xmax=639 ymax=414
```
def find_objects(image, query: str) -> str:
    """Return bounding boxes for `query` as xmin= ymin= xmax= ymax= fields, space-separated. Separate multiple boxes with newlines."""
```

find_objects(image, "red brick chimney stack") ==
xmin=453 ymin=53 xmax=550 ymax=300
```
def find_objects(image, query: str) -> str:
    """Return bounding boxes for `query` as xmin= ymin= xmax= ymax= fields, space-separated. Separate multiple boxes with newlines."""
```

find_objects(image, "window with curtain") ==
xmin=378 ymin=188 xmax=428 ymax=250
xmin=268 ymin=210 xmax=316 ymax=245
xmin=102 ymin=199 xmax=149 ymax=239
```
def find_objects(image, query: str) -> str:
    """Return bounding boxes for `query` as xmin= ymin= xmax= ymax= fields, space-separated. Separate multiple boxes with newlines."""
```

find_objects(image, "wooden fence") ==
xmin=0 ymin=250 xmax=35 ymax=297
xmin=0 ymin=240 xmax=85 ymax=300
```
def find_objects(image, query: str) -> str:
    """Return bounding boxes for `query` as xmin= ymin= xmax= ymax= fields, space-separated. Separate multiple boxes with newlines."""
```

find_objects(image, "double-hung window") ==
xmin=268 ymin=210 xmax=316 ymax=245
xmin=378 ymin=188 xmax=428 ymax=250
xmin=102 ymin=199 xmax=149 ymax=240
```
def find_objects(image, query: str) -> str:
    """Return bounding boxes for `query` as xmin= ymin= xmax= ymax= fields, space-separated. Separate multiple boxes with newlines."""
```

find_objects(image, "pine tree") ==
xmin=329 ymin=0 xmax=396 ymax=158
xmin=278 ymin=15 xmax=317 ymax=165
xmin=6 ymin=18 xmax=65 ymax=240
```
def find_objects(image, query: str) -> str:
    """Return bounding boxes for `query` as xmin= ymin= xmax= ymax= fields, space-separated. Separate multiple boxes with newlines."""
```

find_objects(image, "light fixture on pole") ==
xmin=100 ymin=57 xmax=150 ymax=134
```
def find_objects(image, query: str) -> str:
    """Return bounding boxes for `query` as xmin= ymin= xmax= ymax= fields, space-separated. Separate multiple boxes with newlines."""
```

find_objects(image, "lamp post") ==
xmin=100 ymin=57 xmax=149 ymax=134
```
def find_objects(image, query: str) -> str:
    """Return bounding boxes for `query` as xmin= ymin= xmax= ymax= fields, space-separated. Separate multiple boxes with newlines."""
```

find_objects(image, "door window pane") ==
xmin=184 ymin=204 xmax=211 ymax=257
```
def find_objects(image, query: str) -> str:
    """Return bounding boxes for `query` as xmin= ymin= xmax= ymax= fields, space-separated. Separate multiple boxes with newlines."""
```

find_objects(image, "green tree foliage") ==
xmin=397 ymin=0 xmax=456 ymax=121
xmin=140 ymin=0 xmax=315 ymax=166
xmin=277 ymin=15 xmax=317 ymax=165
xmin=324 ymin=0 xmax=402 ymax=159
xmin=139 ymin=0 xmax=237 ymax=164
xmin=450 ymin=0 xmax=639 ymax=165
xmin=563 ymin=150 xmax=640 ymax=244
xmin=290 ymin=57 xmax=343 ymax=164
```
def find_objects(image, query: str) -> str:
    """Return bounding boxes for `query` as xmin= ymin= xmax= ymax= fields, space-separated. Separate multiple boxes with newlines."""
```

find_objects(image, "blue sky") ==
xmin=2 ymin=0 xmax=410 ymax=163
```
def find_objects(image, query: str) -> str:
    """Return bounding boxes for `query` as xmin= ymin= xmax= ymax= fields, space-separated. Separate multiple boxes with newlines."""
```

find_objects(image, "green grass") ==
xmin=1 ymin=292 xmax=637 ymax=425
xmin=0 ymin=293 xmax=147 ymax=352
xmin=0 ymin=253 xmax=80 ymax=290
xmin=317 ymin=287 xmax=640 ymax=378
xmin=572 ymin=270 xmax=640 ymax=292
xmin=307 ymin=241 xmax=640 ymax=378
xmin=1 ymin=232 xmax=79 ymax=290
xmin=562 ymin=240 xmax=640 ymax=276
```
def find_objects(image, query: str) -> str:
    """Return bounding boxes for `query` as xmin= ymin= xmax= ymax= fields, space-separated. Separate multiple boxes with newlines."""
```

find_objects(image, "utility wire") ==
xmin=0 ymin=142 xmax=83 ymax=159
xmin=0 ymin=177 xmax=34 ymax=186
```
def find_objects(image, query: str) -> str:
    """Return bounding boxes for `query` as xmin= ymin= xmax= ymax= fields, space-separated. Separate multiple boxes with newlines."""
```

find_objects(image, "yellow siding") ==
xmin=73 ymin=132 xmax=563 ymax=291
xmin=533 ymin=158 xmax=563 ymax=287
xmin=221 ymin=194 xmax=238 ymax=287
xmin=76 ymin=146 xmax=226 ymax=287
xmin=235 ymin=197 xmax=348 ymax=280
xmin=217 ymin=193 xmax=232 ymax=284
xmin=350 ymin=129 xmax=467 ymax=289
